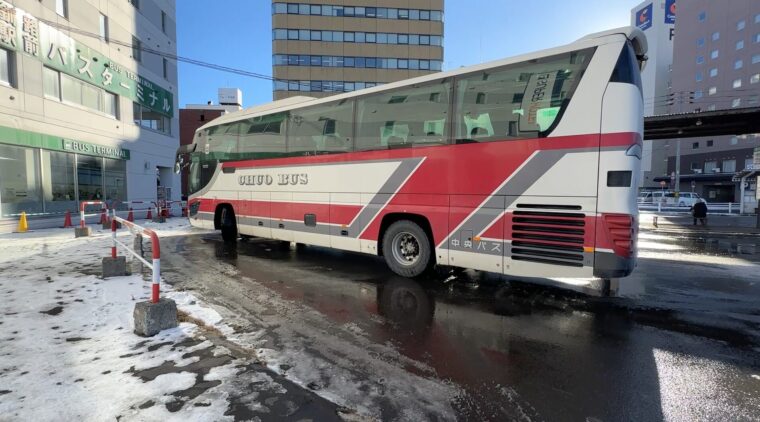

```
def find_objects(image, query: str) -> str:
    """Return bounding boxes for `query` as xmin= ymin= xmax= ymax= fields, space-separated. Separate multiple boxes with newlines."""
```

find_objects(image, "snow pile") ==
xmin=0 ymin=223 xmax=290 ymax=420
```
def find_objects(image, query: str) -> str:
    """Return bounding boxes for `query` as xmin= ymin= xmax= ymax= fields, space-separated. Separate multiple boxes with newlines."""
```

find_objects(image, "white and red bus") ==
xmin=178 ymin=27 xmax=647 ymax=292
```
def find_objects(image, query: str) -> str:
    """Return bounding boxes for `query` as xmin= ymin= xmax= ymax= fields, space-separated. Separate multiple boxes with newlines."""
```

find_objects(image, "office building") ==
xmin=271 ymin=0 xmax=444 ymax=100
xmin=653 ymin=0 xmax=760 ymax=209
xmin=0 ymin=0 xmax=179 ymax=231
xmin=631 ymin=0 xmax=676 ymax=187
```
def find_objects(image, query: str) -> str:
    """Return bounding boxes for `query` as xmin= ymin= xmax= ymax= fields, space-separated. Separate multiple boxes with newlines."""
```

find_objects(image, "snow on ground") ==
xmin=0 ymin=221 xmax=304 ymax=421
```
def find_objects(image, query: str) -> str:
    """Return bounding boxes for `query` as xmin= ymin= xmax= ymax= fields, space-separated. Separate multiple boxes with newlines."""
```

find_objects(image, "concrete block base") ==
xmin=151 ymin=216 xmax=166 ymax=224
xmin=74 ymin=227 xmax=91 ymax=238
xmin=133 ymin=298 xmax=178 ymax=337
xmin=102 ymin=256 xmax=127 ymax=278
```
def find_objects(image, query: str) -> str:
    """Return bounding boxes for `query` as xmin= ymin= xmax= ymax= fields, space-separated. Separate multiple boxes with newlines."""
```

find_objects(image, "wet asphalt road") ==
xmin=159 ymin=228 xmax=760 ymax=421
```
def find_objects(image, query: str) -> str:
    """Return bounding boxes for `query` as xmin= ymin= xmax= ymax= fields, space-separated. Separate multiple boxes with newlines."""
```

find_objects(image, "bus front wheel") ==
xmin=219 ymin=206 xmax=238 ymax=243
xmin=382 ymin=220 xmax=432 ymax=278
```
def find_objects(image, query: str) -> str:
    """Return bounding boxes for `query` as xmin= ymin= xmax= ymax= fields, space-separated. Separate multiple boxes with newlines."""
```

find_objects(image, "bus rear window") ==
xmin=454 ymin=47 xmax=595 ymax=142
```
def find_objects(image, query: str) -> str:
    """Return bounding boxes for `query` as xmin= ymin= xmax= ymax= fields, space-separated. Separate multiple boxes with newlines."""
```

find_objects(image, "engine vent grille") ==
xmin=510 ymin=208 xmax=586 ymax=267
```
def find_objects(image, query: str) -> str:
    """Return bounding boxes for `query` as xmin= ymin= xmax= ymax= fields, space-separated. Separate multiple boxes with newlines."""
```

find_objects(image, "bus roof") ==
xmin=198 ymin=26 xmax=646 ymax=132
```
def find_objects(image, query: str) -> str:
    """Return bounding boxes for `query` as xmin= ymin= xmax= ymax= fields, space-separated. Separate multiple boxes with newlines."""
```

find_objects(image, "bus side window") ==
xmin=454 ymin=48 xmax=594 ymax=143
xmin=288 ymin=100 xmax=354 ymax=155
xmin=355 ymin=80 xmax=451 ymax=151
xmin=238 ymin=112 xmax=288 ymax=159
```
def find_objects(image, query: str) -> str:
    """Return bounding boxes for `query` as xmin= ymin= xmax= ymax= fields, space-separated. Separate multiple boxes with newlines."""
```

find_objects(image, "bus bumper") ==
xmin=593 ymin=251 xmax=635 ymax=279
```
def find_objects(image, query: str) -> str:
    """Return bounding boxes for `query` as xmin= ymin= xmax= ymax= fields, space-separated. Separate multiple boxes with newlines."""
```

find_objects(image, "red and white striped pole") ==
xmin=111 ymin=218 xmax=117 ymax=258
xmin=80 ymin=206 xmax=86 ymax=228
xmin=148 ymin=230 xmax=161 ymax=303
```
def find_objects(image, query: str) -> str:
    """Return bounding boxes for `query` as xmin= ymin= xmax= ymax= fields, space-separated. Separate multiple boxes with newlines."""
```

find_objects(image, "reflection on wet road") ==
xmin=161 ymin=229 xmax=760 ymax=421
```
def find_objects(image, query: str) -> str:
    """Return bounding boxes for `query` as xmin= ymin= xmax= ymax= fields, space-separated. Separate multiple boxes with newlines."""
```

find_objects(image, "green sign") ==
xmin=62 ymin=139 xmax=130 ymax=160
xmin=0 ymin=125 xmax=130 ymax=160
xmin=0 ymin=1 xmax=173 ymax=118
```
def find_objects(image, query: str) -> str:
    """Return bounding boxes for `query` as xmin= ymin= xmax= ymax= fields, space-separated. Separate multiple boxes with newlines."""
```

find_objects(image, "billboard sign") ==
xmin=636 ymin=4 xmax=653 ymax=31
xmin=665 ymin=0 xmax=676 ymax=24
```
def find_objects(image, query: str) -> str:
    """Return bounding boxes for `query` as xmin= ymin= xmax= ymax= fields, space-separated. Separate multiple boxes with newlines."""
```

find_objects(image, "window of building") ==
xmin=733 ymin=78 xmax=742 ymax=88
xmin=708 ymin=86 xmax=717 ymax=95
xmin=132 ymin=36 xmax=141 ymax=62
xmin=722 ymin=159 xmax=736 ymax=173
xmin=750 ymin=95 xmax=759 ymax=105
xmin=731 ymin=136 xmax=739 ymax=145
xmin=697 ymin=37 xmax=705 ymax=47
xmin=752 ymin=74 xmax=760 ymax=84
xmin=133 ymin=102 xmax=171 ymax=135
xmin=755 ymin=33 xmax=760 ymax=43
xmin=40 ymin=150 xmax=76 ymax=213
xmin=737 ymin=40 xmax=744 ymax=50
xmin=691 ymin=162 xmax=701 ymax=171
xmin=708 ymin=104 xmax=716 ymax=111
xmin=0 ymin=48 xmax=13 ymax=87
xmin=698 ymin=11 xmax=706 ymax=22
xmin=712 ymin=31 xmax=720 ymax=41
xmin=753 ymin=54 xmax=760 ymax=64
xmin=56 ymin=0 xmax=68 ymax=18
xmin=696 ymin=71 xmax=703 ymax=82
xmin=704 ymin=161 xmax=717 ymax=172
xmin=735 ymin=59 xmax=744 ymax=70
xmin=746 ymin=158 xmax=754 ymax=170
xmin=694 ymin=90 xmax=703 ymax=99
xmin=710 ymin=49 xmax=719 ymax=59
xmin=99 ymin=14 xmax=109 ymax=42
xmin=44 ymin=67 xmax=117 ymax=118
xmin=355 ymin=81 xmax=450 ymax=151
xmin=130 ymin=0 xmax=139 ymax=9
xmin=709 ymin=68 xmax=718 ymax=77
xmin=0 ymin=144 xmax=43 ymax=217
xmin=696 ymin=56 xmax=705 ymax=64
xmin=737 ymin=20 xmax=746 ymax=31
xmin=706 ymin=140 xmax=713 ymax=147
xmin=755 ymin=14 xmax=760 ymax=24
xmin=732 ymin=98 xmax=741 ymax=108
xmin=161 ymin=10 xmax=167 ymax=34
xmin=692 ymin=142 xmax=699 ymax=149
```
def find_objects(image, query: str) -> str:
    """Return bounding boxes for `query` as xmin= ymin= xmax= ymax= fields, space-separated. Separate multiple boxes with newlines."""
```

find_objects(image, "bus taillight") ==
xmin=601 ymin=214 xmax=635 ymax=258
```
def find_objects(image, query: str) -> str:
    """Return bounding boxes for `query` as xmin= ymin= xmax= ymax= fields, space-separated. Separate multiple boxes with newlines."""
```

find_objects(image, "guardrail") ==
xmin=80 ymin=201 xmax=108 ymax=228
xmin=111 ymin=216 xmax=161 ymax=303
xmin=638 ymin=202 xmax=741 ymax=214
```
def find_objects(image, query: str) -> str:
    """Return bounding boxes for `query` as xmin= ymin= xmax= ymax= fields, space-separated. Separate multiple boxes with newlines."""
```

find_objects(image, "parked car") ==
xmin=638 ymin=191 xmax=705 ymax=207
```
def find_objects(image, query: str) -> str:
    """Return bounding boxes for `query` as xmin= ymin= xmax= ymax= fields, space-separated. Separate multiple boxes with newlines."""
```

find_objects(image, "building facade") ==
xmin=654 ymin=0 xmax=760 ymax=209
xmin=271 ymin=0 xmax=444 ymax=100
xmin=631 ymin=0 xmax=676 ymax=188
xmin=179 ymin=88 xmax=243 ymax=197
xmin=0 ymin=0 xmax=179 ymax=230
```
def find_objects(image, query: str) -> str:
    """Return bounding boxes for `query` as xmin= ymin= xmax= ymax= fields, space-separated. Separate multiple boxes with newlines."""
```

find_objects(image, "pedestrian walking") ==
xmin=690 ymin=199 xmax=708 ymax=226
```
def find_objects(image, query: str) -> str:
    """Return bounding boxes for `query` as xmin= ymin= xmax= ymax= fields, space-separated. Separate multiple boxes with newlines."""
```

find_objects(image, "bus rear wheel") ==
xmin=219 ymin=207 xmax=237 ymax=243
xmin=382 ymin=220 xmax=432 ymax=278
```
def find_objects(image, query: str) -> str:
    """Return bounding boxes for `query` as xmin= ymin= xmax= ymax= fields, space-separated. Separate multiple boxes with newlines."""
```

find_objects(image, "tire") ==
xmin=220 ymin=207 xmax=237 ymax=243
xmin=382 ymin=220 xmax=432 ymax=278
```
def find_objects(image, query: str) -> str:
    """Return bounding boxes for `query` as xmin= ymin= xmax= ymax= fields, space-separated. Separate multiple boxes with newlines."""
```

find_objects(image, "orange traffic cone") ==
xmin=127 ymin=208 xmax=134 ymax=222
xmin=99 ymin=209 xmax=108 ymax=225
xmin=146 ymin=208 xmax=152 ymax=220
xmin=17 ymin=211 xmax=28 ymax=233
xmin=62 ymin=211 xmax=72 ymax=228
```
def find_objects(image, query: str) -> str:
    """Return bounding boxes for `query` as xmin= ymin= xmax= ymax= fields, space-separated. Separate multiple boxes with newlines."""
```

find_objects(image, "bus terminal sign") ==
xmin=0 ymin=1 xmax=173 ymax=118
xmin=62 ymin=139 xmax=130 ymax=160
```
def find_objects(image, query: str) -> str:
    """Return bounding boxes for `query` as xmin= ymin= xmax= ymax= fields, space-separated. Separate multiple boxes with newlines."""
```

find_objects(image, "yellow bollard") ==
xmin=17 ymin=211 xmax=28 ymax=233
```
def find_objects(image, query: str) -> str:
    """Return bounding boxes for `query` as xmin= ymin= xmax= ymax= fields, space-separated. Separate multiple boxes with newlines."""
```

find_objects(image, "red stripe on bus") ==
xmin=197 ymin=198 xmax=361 ymax=225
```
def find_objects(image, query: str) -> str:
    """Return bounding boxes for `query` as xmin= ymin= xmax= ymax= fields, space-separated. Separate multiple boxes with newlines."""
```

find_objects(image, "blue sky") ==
xmin=177 ymin=1 xmax=640 ymax=108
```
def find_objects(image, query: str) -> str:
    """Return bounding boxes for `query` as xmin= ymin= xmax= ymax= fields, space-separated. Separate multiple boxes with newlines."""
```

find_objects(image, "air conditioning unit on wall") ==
xmin=712 ymin=168 xmax=721 ymax=173
xmin=693 ymin=169 xmax=703 ymax=174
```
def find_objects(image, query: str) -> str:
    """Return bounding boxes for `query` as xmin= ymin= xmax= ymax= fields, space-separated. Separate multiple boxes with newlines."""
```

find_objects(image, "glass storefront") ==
xmin=0 ymin=145 xmax=128 ymax=218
